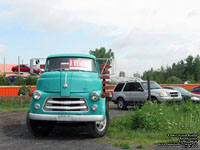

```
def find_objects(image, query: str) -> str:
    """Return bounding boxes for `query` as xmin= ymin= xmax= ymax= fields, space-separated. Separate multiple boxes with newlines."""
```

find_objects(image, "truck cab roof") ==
xmin=47 ymin=54 xmax=96 ymax=59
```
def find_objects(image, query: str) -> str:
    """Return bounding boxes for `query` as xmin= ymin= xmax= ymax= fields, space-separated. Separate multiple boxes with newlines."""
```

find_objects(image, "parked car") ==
xmin=12 ymin=64 xmax=40 ymax=74
xmin=163 ymin=86 xmax=200 ymax=102
xmin=191 ymin=86 xmax=200 ymax=95
xmin=112 ymin=81 xmax=182 ymax=110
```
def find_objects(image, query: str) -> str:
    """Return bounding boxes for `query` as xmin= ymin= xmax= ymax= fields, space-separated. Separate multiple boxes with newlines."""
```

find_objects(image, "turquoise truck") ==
xmin=26 ymin=54 xmax=110 ymax=137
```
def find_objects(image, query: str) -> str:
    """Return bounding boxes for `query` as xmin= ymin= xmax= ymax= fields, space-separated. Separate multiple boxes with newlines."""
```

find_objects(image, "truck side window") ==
xmin=114 ymin=83 xmax=125 ymax=92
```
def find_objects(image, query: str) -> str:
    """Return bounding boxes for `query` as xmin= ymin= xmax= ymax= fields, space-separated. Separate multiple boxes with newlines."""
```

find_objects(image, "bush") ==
xmin=166 ymin=76 xmax=182 ymax=84
xmin=25 ymin=76 xmax=38 ymax=85
xmin=13 ymin=76 xmax=26 ymax=85
xmin=0 ymin=76 xmax=11 ymax=85
xmin=18 ymin=86 xmax=31 ymax=96
xmin=131 ymin=102 xmax=200 ymax=132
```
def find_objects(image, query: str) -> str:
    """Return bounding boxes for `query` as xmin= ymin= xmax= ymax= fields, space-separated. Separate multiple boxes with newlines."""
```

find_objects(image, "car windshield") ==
xmin=172 ymin=87 xmax=189 ymax=94
xmin=45 ymin=57 xmax=97 ymax=72
xmin=141 ymin=81 xmax=162 ymax=90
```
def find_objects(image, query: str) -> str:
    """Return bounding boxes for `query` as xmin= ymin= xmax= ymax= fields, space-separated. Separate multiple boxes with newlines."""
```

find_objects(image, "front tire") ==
xmin=88 ymin=101 xmax=109 ymax=138
xmin=151 ymin=97 xmax=159 ymax=104
xmin=117 ymin=98 xmax=126 ymax=110
xmin=26 ymin=112 xmax=54 ymax=137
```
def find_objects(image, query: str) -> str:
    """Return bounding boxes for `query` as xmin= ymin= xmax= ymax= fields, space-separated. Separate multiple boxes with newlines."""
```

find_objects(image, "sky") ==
xmin=0 ymin=0 xmax=200 ymax=76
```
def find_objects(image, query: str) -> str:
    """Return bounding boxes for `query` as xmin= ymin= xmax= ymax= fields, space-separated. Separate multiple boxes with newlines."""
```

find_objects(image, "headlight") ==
xmin=191 ymin=96 xmax=200 ymax=101
xmin=90 ymin=92 xmax=99 ymax=101
xmin=159 ymin=92 xmax=168 ymax=97
xmin=33 ymin=91 xmax=41 ymax=100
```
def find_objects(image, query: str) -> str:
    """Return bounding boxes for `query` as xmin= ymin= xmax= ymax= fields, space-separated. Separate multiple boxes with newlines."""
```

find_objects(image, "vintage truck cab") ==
xmin=26 ymin=54 xmax=109 ymax=137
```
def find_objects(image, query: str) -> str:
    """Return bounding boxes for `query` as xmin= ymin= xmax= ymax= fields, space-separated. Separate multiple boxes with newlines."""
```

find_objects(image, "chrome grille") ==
xmin=169 ymin=92 xmax=178 ymax=97
xmin=43 ymin=97 xmax=89 ymax=112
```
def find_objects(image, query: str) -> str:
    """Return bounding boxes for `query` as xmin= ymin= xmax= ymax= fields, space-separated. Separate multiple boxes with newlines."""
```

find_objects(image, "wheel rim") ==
xmin=95 ymin=117 xmax=107 ymax=132
xmin=118 ymin=100 xmax=123 ymax=109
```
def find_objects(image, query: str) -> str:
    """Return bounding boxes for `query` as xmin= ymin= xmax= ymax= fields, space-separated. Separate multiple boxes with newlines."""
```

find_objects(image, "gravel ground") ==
xmin=0 ymin=102 xmax=199 ymax=150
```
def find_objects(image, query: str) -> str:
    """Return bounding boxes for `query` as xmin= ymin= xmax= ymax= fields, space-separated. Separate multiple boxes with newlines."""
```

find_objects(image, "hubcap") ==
xmin=118 ymin=100 xmax=123 ymax=108
xmin=96 ymin=117 xmax=107 ymax=132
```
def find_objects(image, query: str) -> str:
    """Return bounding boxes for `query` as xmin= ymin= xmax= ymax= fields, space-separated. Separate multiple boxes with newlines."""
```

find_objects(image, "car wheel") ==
xmin=151 ymin=97 xmax=159 ymax=104
xmin=117 ymin=98 xmax=126 ymax=110
xmin=26 ymin=112 xmax=54 ymax=137
xmin=88 ymin=101 xmax=109 ymax=138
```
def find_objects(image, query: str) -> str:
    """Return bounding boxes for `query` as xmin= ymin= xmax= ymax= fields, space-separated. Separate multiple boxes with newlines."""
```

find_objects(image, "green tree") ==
xmin=89 ymin=47 xmax=114 ymax=64
xmin=193 ymin=55 xmax=200 ymax=82
xmin=119 ymin=71 xmax=125 ymax=77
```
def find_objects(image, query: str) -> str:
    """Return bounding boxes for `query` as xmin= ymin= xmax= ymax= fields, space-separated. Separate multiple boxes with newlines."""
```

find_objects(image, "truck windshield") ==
xmin=141 ymin=81 xmax=162 ymax=90
xmin=45 ymin=57 xmax=97 ymax=72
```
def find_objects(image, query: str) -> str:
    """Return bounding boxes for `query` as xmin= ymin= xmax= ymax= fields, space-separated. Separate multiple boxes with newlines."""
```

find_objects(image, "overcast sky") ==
xmin=0 ymin=0 xmax=200 ymax=76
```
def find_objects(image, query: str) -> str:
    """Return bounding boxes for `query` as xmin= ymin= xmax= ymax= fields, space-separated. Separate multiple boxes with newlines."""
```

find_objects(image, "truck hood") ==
xmin=37 ymin=71 xmax=102 ymax=96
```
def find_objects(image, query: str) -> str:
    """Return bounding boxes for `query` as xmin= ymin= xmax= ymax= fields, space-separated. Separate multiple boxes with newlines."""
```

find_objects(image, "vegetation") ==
xmin=119 ymin=71 xmax=125 ymax=77
xmin=18 ymin=86 xmax=31 ymax=96
xmin=0 ymin=76 xmax=11 ymax=85
xmin=142 ymin=55 xmax=200 ymax=84
xmin=89 ymin=47 xmax=115 ymax=64
xmin=0 ymin=98 xmax=30 ymax=112
xmin=0 ymin=76 xmax=38 ymax=86
xmin=102 ymin=101 xmax=200 ymax=148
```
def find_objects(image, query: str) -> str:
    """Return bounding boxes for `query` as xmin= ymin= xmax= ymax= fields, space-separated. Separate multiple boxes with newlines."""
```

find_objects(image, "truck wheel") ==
xmin=26 ymin=112 xmax=54 ymax=137
xmin=88 ymin=101 xmax=109 ymax=138
xmin=117 ymin=98 xmax=126 ymax=110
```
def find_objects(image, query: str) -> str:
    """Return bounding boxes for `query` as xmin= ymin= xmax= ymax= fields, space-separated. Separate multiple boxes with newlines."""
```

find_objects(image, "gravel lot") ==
xmin=0 ymin=102 xmax=199 ymax=150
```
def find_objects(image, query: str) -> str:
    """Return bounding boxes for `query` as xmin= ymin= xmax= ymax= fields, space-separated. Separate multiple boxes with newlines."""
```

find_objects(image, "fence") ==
xmin=0 ymin=86 xmax=36 ymax=97
xmin=0 ymin=84 xmax=199 ymax=98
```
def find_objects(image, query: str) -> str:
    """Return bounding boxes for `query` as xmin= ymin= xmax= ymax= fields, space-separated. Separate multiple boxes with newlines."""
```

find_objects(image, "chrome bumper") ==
xmin=160 ymin=97 xmax=182 ymax=101
xmin=29 ymin=113 xmax=104 ymax=122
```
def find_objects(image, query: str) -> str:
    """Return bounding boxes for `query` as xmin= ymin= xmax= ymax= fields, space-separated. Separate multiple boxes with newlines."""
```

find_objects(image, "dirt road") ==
xmin=0 ymin=103 xmax=199 ymax=150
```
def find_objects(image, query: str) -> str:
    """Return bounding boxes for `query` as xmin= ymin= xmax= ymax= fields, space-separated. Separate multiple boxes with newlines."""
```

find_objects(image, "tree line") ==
xmin=142 ymin=55 xmax=200 ymax=84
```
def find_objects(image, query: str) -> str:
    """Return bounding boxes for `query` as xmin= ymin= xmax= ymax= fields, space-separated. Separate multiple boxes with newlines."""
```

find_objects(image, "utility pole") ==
xmin=147 ymin=75 xmax=151 ymax=101
xmin=18 ymin=56 xmax=20 ymax=75
xmin=3 ymin=57 xmax=5 ymax=74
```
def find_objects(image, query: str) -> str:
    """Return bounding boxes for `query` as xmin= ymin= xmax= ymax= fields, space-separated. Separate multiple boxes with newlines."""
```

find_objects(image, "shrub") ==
xmin=131 ymin=102 xmax=200 ymax=132
xmin=25 ymin=76 xmax=38 ymax=85
xmin=166 ymin=76 xmax=182 ymax=84
xmin=18 ymin=86 xmax=31 ymax=96
xmin=13 ymin=76 xmax=25 ymax=85
xmin=0 ymin=76 xmax=11 ymax=85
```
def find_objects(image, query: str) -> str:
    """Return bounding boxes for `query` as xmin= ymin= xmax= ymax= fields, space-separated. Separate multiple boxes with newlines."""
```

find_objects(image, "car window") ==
xmin=124 ymin=83 xmax=132 ymax=91
xmin=114 ymin=83 xmax=125 ymax=92
xmin=134 ymin=83 xmax=143 ymax=91
xmin=124 ymin=82 xmax=143 ymax=92
xmin=163 ymin=87 xmax=172 ymax=89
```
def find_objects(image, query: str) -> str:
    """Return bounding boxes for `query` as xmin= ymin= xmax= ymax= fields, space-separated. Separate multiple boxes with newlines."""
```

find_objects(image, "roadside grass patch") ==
xmin=103 ymin=101 xmax=200 ymax=148
xmin=0 ymin=98 xmax=30 ymax=112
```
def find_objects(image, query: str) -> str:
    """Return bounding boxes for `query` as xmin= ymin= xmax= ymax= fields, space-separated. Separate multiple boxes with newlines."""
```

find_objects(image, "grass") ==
xmin=100 ymin=101 xmax=200 ymax=149
xmin=0 ymin=98 xmax=30 ymax=112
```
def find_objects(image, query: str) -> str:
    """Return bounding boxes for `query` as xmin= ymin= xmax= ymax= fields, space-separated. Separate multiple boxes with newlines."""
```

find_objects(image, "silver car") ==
xmin=112 ymin=81 xmax=182 ymax=110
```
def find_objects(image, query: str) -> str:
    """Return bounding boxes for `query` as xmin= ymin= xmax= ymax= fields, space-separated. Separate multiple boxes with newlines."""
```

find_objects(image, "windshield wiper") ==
xmin=69 ymin=69 xmax=87 ymax=72
xmin=51 ymin=68 xmax=67 ymax=71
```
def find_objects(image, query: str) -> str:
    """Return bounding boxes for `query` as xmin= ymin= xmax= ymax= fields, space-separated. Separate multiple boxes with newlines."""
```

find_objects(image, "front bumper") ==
xmin=159 ymin=96 xmax=182 ymax=101
xmin=29 ymin=113 xmax=104 ymax=122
